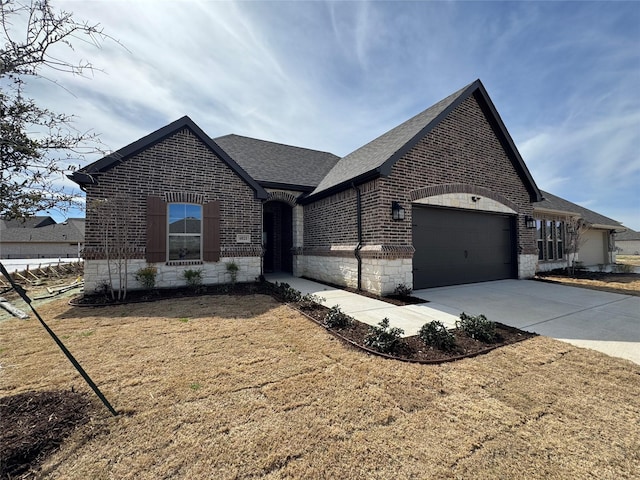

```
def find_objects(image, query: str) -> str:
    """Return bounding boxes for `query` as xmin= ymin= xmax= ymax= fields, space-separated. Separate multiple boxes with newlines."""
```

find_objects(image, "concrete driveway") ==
xmin=412 ymin=280 xmax=640 ymax=365
xmin=268 ymin=274 xmax=639 ymax=365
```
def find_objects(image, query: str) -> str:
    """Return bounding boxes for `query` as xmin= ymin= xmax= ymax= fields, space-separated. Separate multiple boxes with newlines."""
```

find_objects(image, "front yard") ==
xmin=1 ymin=293 xmax=639 ymax=479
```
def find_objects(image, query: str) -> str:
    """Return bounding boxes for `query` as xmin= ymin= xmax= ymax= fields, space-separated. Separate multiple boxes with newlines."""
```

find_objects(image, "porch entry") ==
xmin=263 ymin=201 xmax=293 ymax=273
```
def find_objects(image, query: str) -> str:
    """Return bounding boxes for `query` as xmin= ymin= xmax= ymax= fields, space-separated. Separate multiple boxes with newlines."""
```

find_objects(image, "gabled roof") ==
xmin=214 ymin=134 xmax=340 ymax=191
xmin=307 ymin=79 xmax=542 ymax=203
xmin=68 ymin=116 xmax=268 ymax=200
xmin=534 ymin=190 xmax=623 ymax=230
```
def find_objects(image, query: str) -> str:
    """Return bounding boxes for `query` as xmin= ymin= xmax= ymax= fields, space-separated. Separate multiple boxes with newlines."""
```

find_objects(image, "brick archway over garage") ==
xmin=410 ymin=183 xmax=519 ymax=212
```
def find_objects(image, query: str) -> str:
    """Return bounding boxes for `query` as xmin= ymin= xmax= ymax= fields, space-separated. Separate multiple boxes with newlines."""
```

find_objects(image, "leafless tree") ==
xmin=1 ymin=0 xmax=122 ymax=218
xmin=565 ymin=216 xmax=590 ymax=276
xmin=88 ymin=196 xmax=134 ymax=300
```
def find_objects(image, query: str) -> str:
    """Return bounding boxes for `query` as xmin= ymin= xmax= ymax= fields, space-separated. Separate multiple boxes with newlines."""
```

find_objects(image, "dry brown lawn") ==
xmin=617 ymin=255 xmax=640 ymax=266
xmin=537 ymin=273 xmax=640 ymax=296
xmin=1 ymin=294 xmax=639 ymax=479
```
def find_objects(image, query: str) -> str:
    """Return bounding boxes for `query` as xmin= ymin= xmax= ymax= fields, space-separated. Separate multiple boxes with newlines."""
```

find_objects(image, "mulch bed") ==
xmin=0 ymin=390 xmax=94 ymax=479
xmin=292 ymin=301 xmax=537 ymax=364
xmin=69 ymin=282 xmax=272 ymax=306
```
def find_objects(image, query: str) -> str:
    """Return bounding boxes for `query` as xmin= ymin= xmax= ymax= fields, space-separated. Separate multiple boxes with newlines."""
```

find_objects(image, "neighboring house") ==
xmin=533 ymin=191 xmax=624 ymax=271
xmin=69 ymin=79 xmax=617 ymax=294
xmin=615 ymin=229 xmax=640 ymax=255
xmin=0 ymin=217 xmax=85 ymax=259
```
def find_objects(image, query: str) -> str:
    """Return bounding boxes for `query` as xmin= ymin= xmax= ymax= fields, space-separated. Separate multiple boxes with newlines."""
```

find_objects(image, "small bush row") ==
xmin=135 ymin=262 xmax=241 ymax=291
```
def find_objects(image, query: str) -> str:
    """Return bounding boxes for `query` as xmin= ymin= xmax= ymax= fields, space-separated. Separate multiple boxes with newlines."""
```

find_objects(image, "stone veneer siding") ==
xmin=301 ymin=93 xmax=539 ymax=292
xmin=82 ymin=128 xmax=262 ymax=292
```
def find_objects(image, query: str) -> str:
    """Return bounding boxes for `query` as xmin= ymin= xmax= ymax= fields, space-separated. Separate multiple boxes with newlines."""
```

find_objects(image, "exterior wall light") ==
xmin=525 ymin=216 xmax=536 ymax=229
xmin=392 ymin=201 xmax=405 ymax=221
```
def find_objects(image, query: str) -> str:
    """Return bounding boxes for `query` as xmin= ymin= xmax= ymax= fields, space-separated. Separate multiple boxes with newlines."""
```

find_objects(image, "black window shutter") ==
xmin=146 ymin=196 xmax=166 ymax=262
xmin=203 ymin=200 xmax=221 ymax=262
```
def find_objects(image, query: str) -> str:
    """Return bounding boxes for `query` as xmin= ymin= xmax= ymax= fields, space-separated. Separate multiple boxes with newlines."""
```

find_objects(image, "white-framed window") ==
xmin=168 ymin=203 xmax=202 ymax=261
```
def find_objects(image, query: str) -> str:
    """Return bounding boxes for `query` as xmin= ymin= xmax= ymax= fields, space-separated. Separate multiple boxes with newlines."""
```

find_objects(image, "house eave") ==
xmin=592 ymin=223 xmax=625 ymax=232
xmin=300 ymin=169 xmax=382 ymax=205
xmin=533 ymin=206 xmax=580 ymax=217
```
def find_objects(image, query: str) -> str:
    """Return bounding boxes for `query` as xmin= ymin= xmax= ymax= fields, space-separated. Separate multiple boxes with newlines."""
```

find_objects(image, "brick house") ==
xmin=70 ymin=79 xmax=616 ymax=294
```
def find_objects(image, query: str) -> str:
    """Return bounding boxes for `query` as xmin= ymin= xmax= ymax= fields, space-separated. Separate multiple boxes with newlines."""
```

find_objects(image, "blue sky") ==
xmin=20 ymin=0 xmax=640 ymax=229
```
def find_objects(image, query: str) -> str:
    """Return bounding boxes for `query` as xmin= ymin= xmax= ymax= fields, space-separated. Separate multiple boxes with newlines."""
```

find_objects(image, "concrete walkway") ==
xmin=266 ymin=274 xmax=640 ymax=365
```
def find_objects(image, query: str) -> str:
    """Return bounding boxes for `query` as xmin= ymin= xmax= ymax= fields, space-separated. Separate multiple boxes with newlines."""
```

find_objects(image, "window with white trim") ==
xmin=168 ymin=203 xmax=202 ymax=261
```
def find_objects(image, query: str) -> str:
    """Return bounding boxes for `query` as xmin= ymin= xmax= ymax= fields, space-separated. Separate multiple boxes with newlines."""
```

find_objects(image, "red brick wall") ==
xmin=303 ymin=188 xmax=359 ymax=249
xmin=83 ymin=129 xmax=262 ymax=258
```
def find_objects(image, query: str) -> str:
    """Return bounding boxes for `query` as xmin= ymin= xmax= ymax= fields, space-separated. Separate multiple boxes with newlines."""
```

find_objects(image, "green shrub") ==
xmin=456 ymin=312 xmax=496 ymax=343
xmin=134 ymin=265 xmax=158 ymax=289
xmin=324 ymin=305 xmax=353 ymax=329
xmin=364 ymin=318 xmax=405 ymax=354
xmin=226 ymin=261 xmax=239 ymax=285
xmin=298 ymin=292 xmax=325 ymax=310
xmin=182 ymin=269 xmax=203 ymax=289
xmin=418 ymin=321 xmax=456 ymax=351
xmin=394 ymin=283 xmax=412 ymax=297
xmin=271 ymin=282 xmax=302 ymax=303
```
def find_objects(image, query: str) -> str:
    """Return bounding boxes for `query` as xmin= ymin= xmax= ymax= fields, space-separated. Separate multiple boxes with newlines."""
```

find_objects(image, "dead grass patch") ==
xmin=616 ymin=255 xmax=640 ymax=267
xmin=1 ymin=295 xmax=639 ymax=479
xmin=537 ymin=273 xmax=640 ymax=296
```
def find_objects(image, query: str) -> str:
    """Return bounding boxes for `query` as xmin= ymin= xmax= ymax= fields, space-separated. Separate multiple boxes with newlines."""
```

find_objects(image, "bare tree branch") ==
xmin=1 ymin=0 xmax=123 ymax=219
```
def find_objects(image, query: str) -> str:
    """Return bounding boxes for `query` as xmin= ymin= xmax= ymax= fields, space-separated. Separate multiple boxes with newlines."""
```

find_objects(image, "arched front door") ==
xmin=263 ymin=201 xmax=293 ymax=273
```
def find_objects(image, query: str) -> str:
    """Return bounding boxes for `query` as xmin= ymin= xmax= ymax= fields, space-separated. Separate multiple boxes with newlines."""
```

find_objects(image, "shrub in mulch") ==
xmin=291 ymin=300 xmax=537 ymax=364
xmin=0 ymin=390 xmax=94 ymax=479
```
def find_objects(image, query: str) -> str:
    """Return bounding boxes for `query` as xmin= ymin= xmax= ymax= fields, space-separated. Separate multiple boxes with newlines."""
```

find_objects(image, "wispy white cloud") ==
xmin=11 ymin=0 xmax=638 ymax=229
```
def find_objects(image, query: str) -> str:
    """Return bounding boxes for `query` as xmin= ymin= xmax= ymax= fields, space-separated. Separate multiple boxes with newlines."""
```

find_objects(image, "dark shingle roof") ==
xmin=614 ymin=229 xmax=640 ymax=240
xmin=214 ymin=134 xmax=340 ymax=191
xmin=1 ymin=216 xmax=56 ymax=229
xmin=308 ymin=79 xmax=541 ymax=203
xmin=0 ymin=221 xmax=84 ymax=243
xmin=535 ymin=191 xmax=623 ymax=229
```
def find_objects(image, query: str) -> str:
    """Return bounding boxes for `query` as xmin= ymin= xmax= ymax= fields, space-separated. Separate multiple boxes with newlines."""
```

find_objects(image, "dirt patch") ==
xmin=0 ymin=295 xmax=638 ymax=479
xmin=0 ymin=390 xmax=95 ymax=479
xmin=0 ymin=270 xmax=84 ymax=321
xmin=536 ymin=271 xmax=640 ymax=296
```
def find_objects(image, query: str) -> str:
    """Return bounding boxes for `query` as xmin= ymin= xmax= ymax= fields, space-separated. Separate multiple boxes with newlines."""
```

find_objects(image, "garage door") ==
xmin=412 ymin=206 xmax=516 ymax=289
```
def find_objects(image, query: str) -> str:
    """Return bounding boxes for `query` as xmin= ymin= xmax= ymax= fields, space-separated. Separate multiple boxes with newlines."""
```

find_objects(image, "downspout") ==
xmin=352 ymin=183 xmax=362 ymax=291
